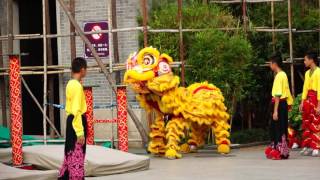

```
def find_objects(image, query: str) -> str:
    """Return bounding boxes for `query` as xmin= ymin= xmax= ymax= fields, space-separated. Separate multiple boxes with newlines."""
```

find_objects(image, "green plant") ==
xmin=288 ymin=94 xmax=302 ymax=131
xmin=185 ymin=30 xmax=255 ymax=110
xmin=245 ymin=1 xmax=320 ymax=59
xmin=140 ymin=2 xmax=257 ymax=113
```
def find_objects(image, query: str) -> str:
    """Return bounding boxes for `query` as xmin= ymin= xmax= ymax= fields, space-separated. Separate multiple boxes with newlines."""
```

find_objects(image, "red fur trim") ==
xmin=310 ymin=133 xmax=320 ymax=143
xmin=302 ymin=130 xmax=311 ymax=138
xmin=221 ymin=140 xmax=229 ymax=145
xmin=192 ymin=86 xmax=215 ymax=94
xmin=309 ymin=123 xmax=320 ymax=133
xmin=302 ymin=138 xmax=312 ymax=147
xmin=310 ymin=141 xmax=320 ymax=150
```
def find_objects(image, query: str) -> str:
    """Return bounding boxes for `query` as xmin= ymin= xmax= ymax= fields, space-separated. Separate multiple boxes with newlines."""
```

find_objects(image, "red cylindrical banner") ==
xmin=84 ymin=87 xmax=94 ymax=145
xmin=9 ymin=55 xmax=23 ymax=165
xmin=117 ymin=86 xmax=128 ymax=152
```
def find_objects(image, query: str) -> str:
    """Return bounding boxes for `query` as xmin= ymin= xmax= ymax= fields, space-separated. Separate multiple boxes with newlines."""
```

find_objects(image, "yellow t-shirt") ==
xmin=302 ymin=67 xmax=320 ymax=100
xmin=271 ymin=71 xmax=293 ymax=105
xmin=65 ymin=79 xmax=87 ymax=137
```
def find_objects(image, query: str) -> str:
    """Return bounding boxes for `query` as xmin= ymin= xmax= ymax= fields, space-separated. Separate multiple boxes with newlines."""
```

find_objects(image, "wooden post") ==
xmin=0 ymin=33 xmax=7 ymax=127
xmin=242 ymin=0 xmax=248 ymax=33
xmin=288 ymin=0 xmax=295 ymax=96
xmin=70 ymin=0 xmax=76 ymax=60
xmin=111 ymin=0 xmax=121 ymax=84
xmin=21 ymin=77 xmax=61 ymax=137
xmin=42 ymin=0 xmax=48 ymax=144
xmin=108 ymin=0 xmax=114 ymax=73
xmin=5 ymin=0 xmax=13 ymax=127
xmin=141 ymin=0 xmax=148 ymax=47
xmin=271 ymin=1 xmax=276 ymax=52
xmin=177 ymin=0 xmax=185 ymax=86
xmin=7 ymin=0 xmax=13 ymax=53
xmin=9 ymin=55 xmax=23 ymax=166
xmin=57 ymin=0 xmax=149 ymax=146
xmin=45 ymin=0 xmax=55 ymax=138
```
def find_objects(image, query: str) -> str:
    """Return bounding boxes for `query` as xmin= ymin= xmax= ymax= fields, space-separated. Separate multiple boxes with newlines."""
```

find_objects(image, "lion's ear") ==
xmin=137 ymin=47 xmax=160 ymax=65
xmin=159 ymin=53 xmax=173 ymax=64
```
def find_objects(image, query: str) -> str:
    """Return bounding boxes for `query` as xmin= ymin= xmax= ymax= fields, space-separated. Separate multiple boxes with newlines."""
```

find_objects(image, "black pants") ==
xmin=58 ymin=114 xmax=87 ymax=180
xmin=270 ymin=101 xmax=288 ymax=148
xmin=64 ymin=114 xmax=87 ymax=155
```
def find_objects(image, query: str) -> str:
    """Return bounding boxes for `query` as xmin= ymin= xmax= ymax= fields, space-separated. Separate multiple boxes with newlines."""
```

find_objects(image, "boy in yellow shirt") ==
xmin=59 ymin=57 xmax=87 ymax=179
xmin=265 ymin=53 xmax=293 ymax=160
xmin=299 ymin=51 xmax=320 ymax=157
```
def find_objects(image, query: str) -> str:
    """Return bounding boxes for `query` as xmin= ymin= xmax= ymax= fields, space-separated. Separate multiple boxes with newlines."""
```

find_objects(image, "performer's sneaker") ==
xmin=189 ymin=145 xmax=198 ymax=153
xmin=311 ymin=149 xmax=319 ymax=157
xmin=300 ymin=147 xmax=307 ymax=155
xmin=303 ymin=148 xmax=313 ymax=156
xmin=292 ymin=143 xmax=299 ymax=149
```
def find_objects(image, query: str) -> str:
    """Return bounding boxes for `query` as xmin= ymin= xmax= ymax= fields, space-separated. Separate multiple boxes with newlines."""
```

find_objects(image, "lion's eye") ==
xmin=158 ymin=61 xmax=171 ymax=75
xmin=143 ymin=54 xmax=155 ymax=66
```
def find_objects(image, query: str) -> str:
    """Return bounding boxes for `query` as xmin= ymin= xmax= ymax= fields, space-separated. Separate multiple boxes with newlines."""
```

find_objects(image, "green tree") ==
xmin=139 ymin=2 xmax=257 ymax=116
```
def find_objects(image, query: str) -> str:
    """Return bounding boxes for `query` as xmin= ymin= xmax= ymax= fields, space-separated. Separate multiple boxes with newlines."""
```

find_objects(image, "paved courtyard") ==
xmin=90 ymin=146 xmax=320 ymax=180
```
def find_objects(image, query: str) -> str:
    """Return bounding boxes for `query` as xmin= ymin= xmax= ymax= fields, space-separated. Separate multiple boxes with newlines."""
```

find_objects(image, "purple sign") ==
xmin=83 ymin=21 xmax=109 ymax=58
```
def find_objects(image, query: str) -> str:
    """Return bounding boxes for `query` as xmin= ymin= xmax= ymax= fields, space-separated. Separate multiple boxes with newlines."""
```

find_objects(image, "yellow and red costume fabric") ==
xmin=301 ymin=67 xmax=320 ymax=150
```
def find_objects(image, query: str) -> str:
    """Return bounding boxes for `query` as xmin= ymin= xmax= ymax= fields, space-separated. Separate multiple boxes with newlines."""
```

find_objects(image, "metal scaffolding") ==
xmin=0 ymin=0 xmax=319 ymax=145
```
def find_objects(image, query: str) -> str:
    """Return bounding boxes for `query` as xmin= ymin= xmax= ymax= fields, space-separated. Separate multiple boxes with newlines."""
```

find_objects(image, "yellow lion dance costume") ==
xmin=124 ymin=47 xmax=231 ymax=159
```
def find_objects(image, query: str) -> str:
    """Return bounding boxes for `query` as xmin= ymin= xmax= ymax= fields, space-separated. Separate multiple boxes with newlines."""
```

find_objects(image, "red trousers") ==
xmin=302 ymin=90 xmax=320 ymax=150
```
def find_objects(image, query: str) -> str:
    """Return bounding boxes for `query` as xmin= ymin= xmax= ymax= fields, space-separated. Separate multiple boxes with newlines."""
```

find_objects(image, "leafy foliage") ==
xmin=288 ymin=94 xmax=302 ymax=131
xmin=140 ymin=2 xmax=257 ymax=111
xmin=245 ymin=0 xmax=320 ymax=59
xmin=137 ymin=1 xmax=319 ymax=139
xmin=185 ymin=30 xmax=255 ymax=109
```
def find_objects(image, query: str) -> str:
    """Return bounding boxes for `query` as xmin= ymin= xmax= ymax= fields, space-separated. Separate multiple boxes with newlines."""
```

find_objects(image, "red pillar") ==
xmin=9 ymin=55 xmax=23 ymax=165
xmin=117 ymin=86 xmax=128 ymax=152
xmin=84 ymin=87 xmax=94 ymax=145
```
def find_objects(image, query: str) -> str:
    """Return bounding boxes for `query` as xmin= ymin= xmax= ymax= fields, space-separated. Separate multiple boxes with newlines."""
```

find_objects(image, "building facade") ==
xmin=0 ymin=0 xmax=147 ymax=147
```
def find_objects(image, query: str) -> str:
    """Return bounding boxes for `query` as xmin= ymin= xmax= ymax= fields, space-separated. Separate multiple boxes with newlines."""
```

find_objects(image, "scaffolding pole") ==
xmin=0 ymin=32 xmax=7 ymax=127
xmin=178 ymin=0 xmax=185 ymax=86
xmin=70 ymin=0 xmax=76 ymax=60
xmin=210 ymin=0 xmax=284 ymax=3
xmin=21 ymin=77 xmax=61 ymax=137
xmin=288 ymin=0 xmax=295 ymax=96
xmin=141 ymin=0 xmax=148 ymax=47
xmin=271 ymin=1 xmax=276 ymax=52
xmin=45 ymin=0 xmax=55 ymax=138
xmin=111 ymin=0 xmax=121 ymax=84
xmin=1 ymin=27 xmax=319 ymax=41
xmin=42 ymin=0 xmax=48 ymax=144
xmin=108 ymin=0 xmax=114 ymax=74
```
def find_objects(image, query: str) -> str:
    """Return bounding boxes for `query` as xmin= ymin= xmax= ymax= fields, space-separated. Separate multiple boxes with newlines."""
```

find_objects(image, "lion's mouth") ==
xmin=128 ymin=81 xmax=150 ymax=94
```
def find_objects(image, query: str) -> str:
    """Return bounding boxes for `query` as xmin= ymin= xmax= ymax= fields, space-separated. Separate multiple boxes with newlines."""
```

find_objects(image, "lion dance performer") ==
xmin=265 ymin=53 xmax=293 ymax=160
xmin=299 ymin=51 xmax=320 ymax=157
xmin=59 ymin=57 xmax=87 ymax=179
xmin=124 ymin=47 xmax=231 ymax=159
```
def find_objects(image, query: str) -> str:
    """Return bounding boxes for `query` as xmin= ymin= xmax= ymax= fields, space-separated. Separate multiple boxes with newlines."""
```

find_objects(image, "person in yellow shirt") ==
xmin=59 ymin=57 xmax=87 ymax=180
xmin=265 ymin=53 xmax=293 ymax=160
xmin=299 ymin=51 xmax=320 ymax=157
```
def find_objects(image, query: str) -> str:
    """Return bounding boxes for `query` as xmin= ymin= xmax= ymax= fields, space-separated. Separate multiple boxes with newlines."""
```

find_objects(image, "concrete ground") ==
xmin=89 ymin=146 xmax=320 ymax=180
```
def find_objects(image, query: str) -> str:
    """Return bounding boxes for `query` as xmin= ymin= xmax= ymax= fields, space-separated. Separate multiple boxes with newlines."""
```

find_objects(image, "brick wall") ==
xmin=57 ymin=0 xmax=140 ymax=107
xmin=57 ymin=0 xmax=146 ymax=145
